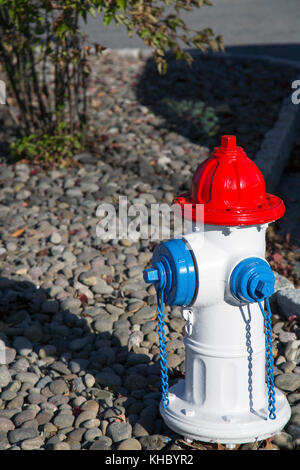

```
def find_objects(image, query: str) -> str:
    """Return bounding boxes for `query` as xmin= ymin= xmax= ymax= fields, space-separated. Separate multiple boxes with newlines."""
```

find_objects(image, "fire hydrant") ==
xmin=143 ymin=135 xmax=291 ymax=446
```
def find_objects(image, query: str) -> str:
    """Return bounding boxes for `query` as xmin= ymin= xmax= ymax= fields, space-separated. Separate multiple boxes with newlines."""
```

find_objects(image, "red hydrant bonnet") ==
xmin=174 ymin=135 xmax=285 ymax=226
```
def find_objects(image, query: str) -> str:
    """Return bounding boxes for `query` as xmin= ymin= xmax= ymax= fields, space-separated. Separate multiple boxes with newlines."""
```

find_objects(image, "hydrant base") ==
xmin=160 ymin=380 xmax=291 ymax=445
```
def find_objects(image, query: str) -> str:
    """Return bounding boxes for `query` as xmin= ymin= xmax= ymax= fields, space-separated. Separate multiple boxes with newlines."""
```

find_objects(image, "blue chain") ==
xmin=157 ymin=287 xmax=169 ymax=409
xmin=257 ymin=296 xmax=276 ymax=420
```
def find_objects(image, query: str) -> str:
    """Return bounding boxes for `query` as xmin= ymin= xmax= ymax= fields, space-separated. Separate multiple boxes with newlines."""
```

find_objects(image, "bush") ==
xmin=10 ymin=123 xmax=84 ymax=163
xmin=0 ymin=1 xmax=91 ymax=144
xmin=0 ymin=0 xmax=224 ymax=162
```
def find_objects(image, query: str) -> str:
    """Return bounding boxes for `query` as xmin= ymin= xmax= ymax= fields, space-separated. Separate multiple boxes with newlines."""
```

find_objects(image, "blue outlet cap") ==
xmin=143 ymin=239 xmax=196 ymax=306
xmin=230 ymin=257 xmax=275 ymax=303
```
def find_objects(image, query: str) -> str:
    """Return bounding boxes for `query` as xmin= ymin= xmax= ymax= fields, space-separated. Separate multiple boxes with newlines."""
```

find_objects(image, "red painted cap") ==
xmin=173 ymin=135 xmax=285 ymax=226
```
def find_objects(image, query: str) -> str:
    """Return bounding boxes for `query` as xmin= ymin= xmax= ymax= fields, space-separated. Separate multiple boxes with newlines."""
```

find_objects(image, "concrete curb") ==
xmin=103 ymin=48 xmax=300 ymax=192
xmin=255 ymin=95 xmax=300 ymax=194
xmin=271 ymin=272 xmax=300 ymax=318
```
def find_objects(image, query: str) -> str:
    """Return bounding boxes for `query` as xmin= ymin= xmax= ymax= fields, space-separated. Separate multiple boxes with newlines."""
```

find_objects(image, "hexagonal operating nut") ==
xmin=143 ymin=267 xmax=159 ymax=283
xmin=255 ymin=280 xmax=271 ymax=299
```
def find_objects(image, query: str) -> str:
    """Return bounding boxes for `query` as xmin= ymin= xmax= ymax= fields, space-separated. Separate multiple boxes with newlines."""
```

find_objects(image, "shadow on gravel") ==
xmin=136 ymin=50 xmax=298 ymax=158
xmin=0 ymin=276 xmax=183 ymax=449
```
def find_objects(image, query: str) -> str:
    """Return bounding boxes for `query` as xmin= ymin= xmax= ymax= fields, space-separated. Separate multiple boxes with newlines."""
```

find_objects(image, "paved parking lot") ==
xmin=81 ymin=0 xmax=300 ymax=62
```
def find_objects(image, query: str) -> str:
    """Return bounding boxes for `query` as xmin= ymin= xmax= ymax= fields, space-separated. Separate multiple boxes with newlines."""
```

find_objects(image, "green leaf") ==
xmin=56 ymin=23 xmax=69 ymax=37
xmin=89 ymin=7 xmax=97 ymax=17
xmin=208 ymin=38 xmax=219 ymax=52
xmin=204 ymin=27 xmax=213 ymax=36
xmin=140 ymin=29 xmax=150 ymax=39
xmin=103 ymin=13 xmax=114 ymax=26
xmin=116 ymin=0 xmax=127 ymax=12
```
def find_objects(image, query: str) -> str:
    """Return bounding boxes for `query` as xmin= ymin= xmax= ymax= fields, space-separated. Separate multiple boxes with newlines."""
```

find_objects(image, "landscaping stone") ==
xmin=95 ymin=372 xmax=122 ymax=388
xmin=49 ymin=379 xmax=69 ymax=395
xmin=89 ymin=437 xmax=112 ymax=450
xmin=8 ymin=427 xmax=38 ymax=444
xmin=275 ymin=373 xmax=300 ymax=392
xmin=21 ymin=436 xmax=44 ymax=450
xmin=106 ymin=422 xmax=132 ymax=443
xmin=83 ymin=428 xmax=102 ymax=441
xmin=53 ymin=442 xmax=70 ymax=450
xmin=117 ymin=438 xmax=142 ymax=450
xmin=139 ymin=434 xmax=168 ymax=450
xmin=0 ymin=366 xmax=11 ymax=388
xmin=53 ymin=412 xmax=75 ymax=429
xmin=13 ymin=409 xmax=37 ymax=427
xmin=272 ymin=432 xmax=294 ymax=450
xmin=0 ymin=417 xmax=15 ymax=431
xmin=0 ymin=51 xmax=299 ymax=451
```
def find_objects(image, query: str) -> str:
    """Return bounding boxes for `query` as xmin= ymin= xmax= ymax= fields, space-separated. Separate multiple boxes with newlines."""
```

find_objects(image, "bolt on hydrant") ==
xmin=143 ymin=135 xmax=291 ymax=446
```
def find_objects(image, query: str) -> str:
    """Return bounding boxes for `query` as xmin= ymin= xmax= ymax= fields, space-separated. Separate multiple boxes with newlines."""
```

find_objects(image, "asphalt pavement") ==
xmin=81 ymin=0 xmax=300 ymax=62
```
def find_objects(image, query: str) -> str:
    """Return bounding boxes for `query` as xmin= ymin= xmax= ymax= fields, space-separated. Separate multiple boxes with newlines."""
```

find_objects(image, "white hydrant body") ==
xmin=160 ymin=223 xmax=291 ymax=444
xmin=144 ymin=136 xmax=291 ymax=445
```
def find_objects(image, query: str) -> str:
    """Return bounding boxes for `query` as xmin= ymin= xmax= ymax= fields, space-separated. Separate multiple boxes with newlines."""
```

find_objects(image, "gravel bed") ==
xmin=0 ymin=52 xmax=299 ymax=450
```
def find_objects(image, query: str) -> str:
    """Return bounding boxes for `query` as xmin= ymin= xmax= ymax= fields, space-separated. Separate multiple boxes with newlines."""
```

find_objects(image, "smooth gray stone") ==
xmin=106 ymin=422 xmax=132 ymax=443
xmin=0 ymin=365 xmax=11 ymax=388
xmin=8 ymin=427 xmax=38 ymax=444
